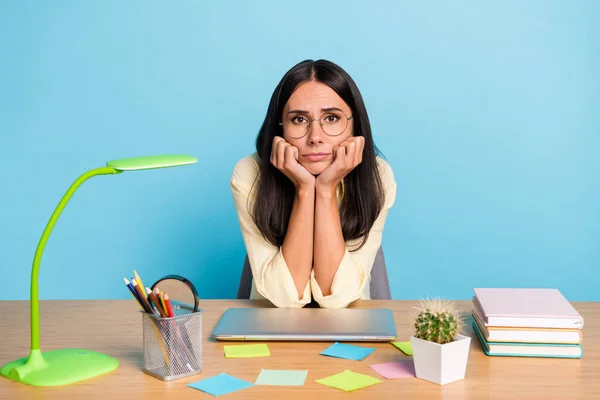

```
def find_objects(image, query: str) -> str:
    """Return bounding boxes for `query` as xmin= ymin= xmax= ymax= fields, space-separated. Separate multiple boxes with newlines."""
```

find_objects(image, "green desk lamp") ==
xmin=0 ymin=155 xmax=197 ymax=387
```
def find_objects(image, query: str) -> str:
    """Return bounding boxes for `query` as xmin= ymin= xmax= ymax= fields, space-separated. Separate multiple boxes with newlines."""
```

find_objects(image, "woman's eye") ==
xmin=292 ymin=116 xmax=307 ymax=124
xmin=325 ymin=115 xmax=339 ymax=123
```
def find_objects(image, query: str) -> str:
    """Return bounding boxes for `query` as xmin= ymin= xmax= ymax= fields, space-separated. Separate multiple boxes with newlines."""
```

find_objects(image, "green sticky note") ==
xmin=224 ymin=344 xmax=270 ymax=358
xmin=255 ymin=369 xmax=308 ymax=386
xmin=392 ymin=341 xmax=413 ymax=356
xmin=316 ymin=370 xmax=382 ymax=392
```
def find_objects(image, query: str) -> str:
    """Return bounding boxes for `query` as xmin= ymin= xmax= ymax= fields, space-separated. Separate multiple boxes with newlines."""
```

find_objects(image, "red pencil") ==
xmin=164 ymin=293 xmax=174 ymax=318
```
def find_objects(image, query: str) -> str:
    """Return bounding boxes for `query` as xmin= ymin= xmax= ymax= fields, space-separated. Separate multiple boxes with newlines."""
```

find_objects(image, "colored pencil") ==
xmin=124 ymin=278 xmax=145 ymax=311
xmin=164 ymin=294 xmax=174 ymax=318
xmin=154 ymin=287 xmax=167 ymax=313
xmin=145 ymin=287 xmax=162 ymax=317
xmin=147 ymin=287 xmax=168 ymax=318
xmin=131 ymin=279 xmax=152 ymax=313
xmin=134 ymin=270 xmax=147 ymax=298
xmin=159 ymin=291 xmax=167 ymax=314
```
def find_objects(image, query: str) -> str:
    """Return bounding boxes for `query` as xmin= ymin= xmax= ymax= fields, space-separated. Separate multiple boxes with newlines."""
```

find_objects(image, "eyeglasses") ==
xmin=279 ymin=109 xmax=353 ymax=139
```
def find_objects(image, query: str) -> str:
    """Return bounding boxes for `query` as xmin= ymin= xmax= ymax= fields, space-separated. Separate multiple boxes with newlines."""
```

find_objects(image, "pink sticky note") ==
xmin=370 ymin=361 xmax=415 ymax=379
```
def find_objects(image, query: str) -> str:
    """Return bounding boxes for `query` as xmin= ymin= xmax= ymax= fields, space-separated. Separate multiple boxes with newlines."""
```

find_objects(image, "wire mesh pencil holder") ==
xmin=142 ymin=306 xmax=203 ymax=381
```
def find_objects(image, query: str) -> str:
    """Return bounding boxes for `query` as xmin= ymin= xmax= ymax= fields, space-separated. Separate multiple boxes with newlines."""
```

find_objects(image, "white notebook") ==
xmin=472 ymin=308 xmax=582 ymax=344
xmin=473 ymin=288 xmax=584 ymax=329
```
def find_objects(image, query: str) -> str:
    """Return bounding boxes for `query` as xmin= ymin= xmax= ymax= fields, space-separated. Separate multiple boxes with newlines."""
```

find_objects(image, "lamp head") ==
xmin=106 ymin=155 xmax=197 ymax=172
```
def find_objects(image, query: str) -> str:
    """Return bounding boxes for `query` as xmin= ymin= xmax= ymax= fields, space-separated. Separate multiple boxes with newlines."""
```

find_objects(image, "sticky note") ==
xmin=320 ymin=342 xmax=376 ymax=361
xmin=316 ymin=370 xmax=382 ymax=392
xmin=255 ymin=369 xmax=308 ymax=386
xmin=392 ymin=341 xmax=413 ymax=356
xmin=187 ymin=373 xmax=253 ymax=396
xmin=224 ymin=343 xmax=270 ymax=358
xmin=370 ymin=361 xmax=415 ymax=379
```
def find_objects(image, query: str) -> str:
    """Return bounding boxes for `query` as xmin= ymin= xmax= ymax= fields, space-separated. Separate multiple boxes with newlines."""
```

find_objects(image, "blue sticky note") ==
xmin=187 ymin=373 xmax=253 ymax=396
xmin=320 ymin=342 xmax=376 ymax=361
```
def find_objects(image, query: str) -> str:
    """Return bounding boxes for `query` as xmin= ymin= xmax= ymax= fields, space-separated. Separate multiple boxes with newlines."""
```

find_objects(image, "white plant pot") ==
xmin=410 ymin=334 xmax=471 ymax=385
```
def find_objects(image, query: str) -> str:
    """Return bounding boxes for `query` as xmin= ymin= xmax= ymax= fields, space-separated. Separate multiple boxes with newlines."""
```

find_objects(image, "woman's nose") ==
xmin=306 ymin=120 xmax=325 ymax=144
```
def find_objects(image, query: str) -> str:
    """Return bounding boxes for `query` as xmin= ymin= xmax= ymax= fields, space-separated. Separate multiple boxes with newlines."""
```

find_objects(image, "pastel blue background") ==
xmin=1 ymin=1 xmax=598 ymax=301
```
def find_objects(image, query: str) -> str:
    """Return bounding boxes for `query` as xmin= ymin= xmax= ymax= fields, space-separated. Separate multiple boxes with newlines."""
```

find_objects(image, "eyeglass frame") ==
xmin=278 ymin=110 xmax=354 ymax=139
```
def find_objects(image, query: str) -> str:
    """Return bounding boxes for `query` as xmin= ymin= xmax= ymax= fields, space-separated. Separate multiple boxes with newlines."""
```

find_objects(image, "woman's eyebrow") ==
xmin=287 ymin=107 xmax=343 ymax=114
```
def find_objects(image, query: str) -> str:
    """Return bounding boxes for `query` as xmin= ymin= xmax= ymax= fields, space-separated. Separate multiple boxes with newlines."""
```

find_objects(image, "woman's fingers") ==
xmin=355 ymin=136 xmax=364 ymax=165
xmin=344 ymin=136 xmax=364 ymax=167
xmin=271 ymin=136 xmax=285 ymax=166
xmin=270 ymin=135 xmax=300 ymax=173
xmin=276 ymin=139 xmax=288 ymax=169
xmin=284 ymin=144 xmax=297 ymax=170
xmin=345 ymin=140 xmax=356 ymax=166
xmin=334 ymin=144 xmax=347 ymax=170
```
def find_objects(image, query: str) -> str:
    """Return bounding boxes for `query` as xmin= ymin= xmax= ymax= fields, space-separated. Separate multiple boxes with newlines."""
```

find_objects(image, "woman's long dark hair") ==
xmin=252 ymin=59 xmax=385 ymax=251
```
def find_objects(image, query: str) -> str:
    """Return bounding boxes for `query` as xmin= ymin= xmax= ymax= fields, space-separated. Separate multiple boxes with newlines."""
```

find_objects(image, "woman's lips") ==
xmin=302 ymin=153 xmax=330 ymax=162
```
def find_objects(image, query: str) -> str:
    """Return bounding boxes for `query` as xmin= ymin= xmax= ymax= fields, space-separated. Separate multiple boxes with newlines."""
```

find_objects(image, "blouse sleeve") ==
xmin=310 ymin=159 xmax=397 ymax=308
xmin=230 ymin=156 xmax=312 ymax=308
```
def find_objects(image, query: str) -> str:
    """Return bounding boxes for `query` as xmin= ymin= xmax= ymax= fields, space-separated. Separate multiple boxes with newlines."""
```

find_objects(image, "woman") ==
xmin=230 ymin=59 xmax=396 ymax=308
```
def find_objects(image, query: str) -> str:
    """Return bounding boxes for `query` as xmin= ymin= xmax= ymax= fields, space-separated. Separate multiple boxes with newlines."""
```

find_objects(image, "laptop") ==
xmin=211 ymin=307 xmax=397 ymax=341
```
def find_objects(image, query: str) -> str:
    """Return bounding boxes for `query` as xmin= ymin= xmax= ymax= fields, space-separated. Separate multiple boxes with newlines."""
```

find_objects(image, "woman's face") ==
xmin=281 ymin=80 xmax=354 ymax=176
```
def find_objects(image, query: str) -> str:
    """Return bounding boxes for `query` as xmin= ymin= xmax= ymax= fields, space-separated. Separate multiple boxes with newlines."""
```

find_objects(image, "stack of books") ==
xmin=471 ymin=288 xmax=584 ymax=358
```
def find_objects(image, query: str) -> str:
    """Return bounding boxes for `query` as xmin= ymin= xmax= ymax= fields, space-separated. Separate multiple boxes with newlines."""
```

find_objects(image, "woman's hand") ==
xmin=270 ymin=136 xmax=315 ymax=190
xmin=316 ymin=136 xmax=365 ymax=195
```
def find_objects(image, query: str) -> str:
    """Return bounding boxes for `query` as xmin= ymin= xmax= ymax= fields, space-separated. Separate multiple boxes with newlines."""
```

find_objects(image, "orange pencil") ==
xmin=164 ymin=293 xmax=174 ymax=318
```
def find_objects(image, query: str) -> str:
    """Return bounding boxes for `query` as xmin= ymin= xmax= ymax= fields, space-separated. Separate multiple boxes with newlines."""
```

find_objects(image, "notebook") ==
xmin=473 ymin=320 xmax=583 ymax=359
xmin=471 ymin=308 xmax=582 ymax=344
xmin=473 ymin=288 xmax=583 ymax=329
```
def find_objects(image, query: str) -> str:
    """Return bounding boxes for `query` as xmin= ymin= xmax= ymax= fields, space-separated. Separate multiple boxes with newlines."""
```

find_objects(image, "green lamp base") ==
xmin=0 ymin=348 xmax=119 ymax=387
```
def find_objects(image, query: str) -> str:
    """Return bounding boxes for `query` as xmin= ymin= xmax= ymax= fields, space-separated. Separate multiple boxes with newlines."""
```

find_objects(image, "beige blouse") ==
xmin=230 ymin=152 xmax=396 ymax=308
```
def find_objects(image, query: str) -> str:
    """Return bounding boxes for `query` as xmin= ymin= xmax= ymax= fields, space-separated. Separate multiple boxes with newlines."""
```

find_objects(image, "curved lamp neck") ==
xmin=30 ymin=167 xmax=121 ymax=350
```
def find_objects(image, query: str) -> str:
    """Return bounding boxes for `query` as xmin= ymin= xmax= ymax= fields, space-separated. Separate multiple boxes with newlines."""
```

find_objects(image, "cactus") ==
xmin=412 ymin=297 xmax=464 ymax=344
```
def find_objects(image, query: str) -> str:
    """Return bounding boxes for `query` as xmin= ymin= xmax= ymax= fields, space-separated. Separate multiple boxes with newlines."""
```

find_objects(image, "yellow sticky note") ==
xmin=392 ymin=341 xmax=413 ymax=356
xmin=224 ymin=344 xmax=270 ymax=358
xmin=316 ymin=370 xmax=381 ymax=392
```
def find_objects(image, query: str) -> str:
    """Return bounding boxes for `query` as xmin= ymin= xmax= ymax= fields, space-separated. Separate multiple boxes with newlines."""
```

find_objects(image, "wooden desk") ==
xmin=0 ymin=300 xmax=598 ymax=399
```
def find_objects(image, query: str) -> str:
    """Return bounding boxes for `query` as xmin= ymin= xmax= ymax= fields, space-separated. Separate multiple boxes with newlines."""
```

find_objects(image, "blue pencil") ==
xmin=124 ymin=277 xmax=146 ymax=311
